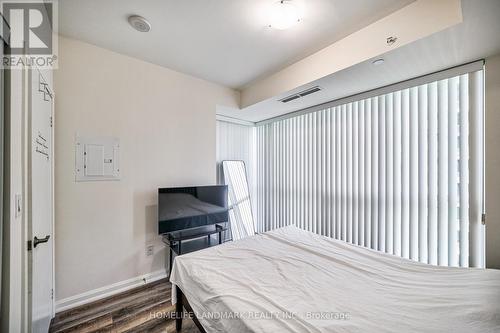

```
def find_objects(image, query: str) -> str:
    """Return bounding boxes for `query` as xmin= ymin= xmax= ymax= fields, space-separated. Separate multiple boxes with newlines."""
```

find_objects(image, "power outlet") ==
xmin=146 ymin=245 xmax=154 ymax=256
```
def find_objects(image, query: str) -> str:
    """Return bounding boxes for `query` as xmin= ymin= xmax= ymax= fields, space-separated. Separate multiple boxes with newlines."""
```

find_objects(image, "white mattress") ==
xmin=170 ymin=226 xmax=500 ymax=333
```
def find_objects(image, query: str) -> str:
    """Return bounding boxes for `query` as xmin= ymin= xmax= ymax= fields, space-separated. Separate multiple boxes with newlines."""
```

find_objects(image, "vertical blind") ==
xmin=216 ymin=119 xmax=255 ymax=186
xmin=255 ymin=66 xmax=485 ymax=268
xmin=216 ymin=120 xmax=256 ymax=240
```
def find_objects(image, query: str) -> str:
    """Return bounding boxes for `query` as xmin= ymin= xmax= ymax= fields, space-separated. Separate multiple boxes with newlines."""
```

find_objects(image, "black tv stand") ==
xmin=163 ymin=224 xmax=228 ymax=275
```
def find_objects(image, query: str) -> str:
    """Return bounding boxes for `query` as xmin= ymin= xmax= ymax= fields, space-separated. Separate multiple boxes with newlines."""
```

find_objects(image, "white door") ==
xmin=29 ymin=68 xmax=54 ymax=333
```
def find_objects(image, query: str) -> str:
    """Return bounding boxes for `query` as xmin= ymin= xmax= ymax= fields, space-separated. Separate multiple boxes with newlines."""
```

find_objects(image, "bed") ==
xmin=170 ymin=225 xmax=500 ymax=333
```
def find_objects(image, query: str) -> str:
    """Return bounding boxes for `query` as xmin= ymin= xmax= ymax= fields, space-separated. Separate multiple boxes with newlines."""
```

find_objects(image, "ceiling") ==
xmin=58 ymin=0 xmax=413 ymax=89
xmin=224 ymin=0 xmax=500 ymax=122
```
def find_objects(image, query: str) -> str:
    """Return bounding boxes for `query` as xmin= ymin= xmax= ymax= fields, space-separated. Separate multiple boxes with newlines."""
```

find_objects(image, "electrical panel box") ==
xmin=75 ymin=136 xmax=120 ymax=181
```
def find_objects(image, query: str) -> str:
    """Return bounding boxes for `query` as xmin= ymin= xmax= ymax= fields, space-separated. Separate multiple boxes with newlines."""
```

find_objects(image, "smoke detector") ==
xmin=386 ymin=36 xmax=397 ymax=46
xmin=128 ymin=15 xmax=151 ymax=32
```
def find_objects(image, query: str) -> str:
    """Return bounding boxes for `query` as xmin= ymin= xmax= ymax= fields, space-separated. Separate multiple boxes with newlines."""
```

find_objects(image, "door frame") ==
xmin=50 ymin=74 xmax=55 ymax=318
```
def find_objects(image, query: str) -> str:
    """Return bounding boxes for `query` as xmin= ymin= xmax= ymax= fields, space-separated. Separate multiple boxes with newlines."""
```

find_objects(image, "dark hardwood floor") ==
xmin=50 ymin=278 xmax=199 ymax=333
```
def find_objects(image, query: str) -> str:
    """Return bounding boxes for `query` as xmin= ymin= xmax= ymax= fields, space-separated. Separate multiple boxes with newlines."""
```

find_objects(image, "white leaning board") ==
xmin=75 ymin=136 xmax=120 ymax=181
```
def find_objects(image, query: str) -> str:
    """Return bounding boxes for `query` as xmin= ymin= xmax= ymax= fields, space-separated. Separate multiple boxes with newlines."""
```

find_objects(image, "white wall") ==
xmin=54 ymin=37 xmax=239 ymax=304
xmin=485 ymin=53 xmax=500 ymax=269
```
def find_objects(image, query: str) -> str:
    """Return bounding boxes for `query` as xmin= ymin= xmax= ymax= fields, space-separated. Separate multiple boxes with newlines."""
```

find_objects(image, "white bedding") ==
xmin=170 ymin=226 xmax=500 ymax=333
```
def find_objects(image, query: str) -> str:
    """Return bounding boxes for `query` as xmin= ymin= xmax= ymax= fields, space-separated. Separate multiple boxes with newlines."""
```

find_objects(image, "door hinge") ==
xmin=27 ymin=240 xmax=32 ymax=251
xmin=50 ymin=116 xmax=53 ymax=128
xmin=51 ymin=289 xmax=54 ymax=300
xmin=482 ymin=213 xmax=486 ymax=225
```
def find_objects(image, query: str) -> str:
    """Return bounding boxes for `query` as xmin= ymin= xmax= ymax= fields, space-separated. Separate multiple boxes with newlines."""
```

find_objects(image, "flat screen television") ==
xmin=158 ymin=185 xmax=228 ymax=234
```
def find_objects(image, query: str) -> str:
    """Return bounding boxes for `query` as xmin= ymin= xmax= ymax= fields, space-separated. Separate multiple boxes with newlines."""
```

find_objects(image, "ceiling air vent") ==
xmin=299 ymin=86 xmax=321 ymax=97
xmin=281 ymin=95 xmax=301 ymax=103
xmin=280 ymin=86 xmax=322 ymax=103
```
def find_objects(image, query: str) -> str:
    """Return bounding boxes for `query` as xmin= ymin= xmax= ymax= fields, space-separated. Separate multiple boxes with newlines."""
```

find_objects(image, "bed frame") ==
xmin=176 ymin=286 xmax=207 ymax=333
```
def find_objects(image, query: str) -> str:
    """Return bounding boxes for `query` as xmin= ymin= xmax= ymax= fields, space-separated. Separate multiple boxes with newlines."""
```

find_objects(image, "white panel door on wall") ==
xmin=29 ymin=68 xmax=54 ymax=332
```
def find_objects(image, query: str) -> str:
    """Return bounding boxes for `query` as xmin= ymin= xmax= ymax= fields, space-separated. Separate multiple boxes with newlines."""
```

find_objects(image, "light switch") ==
xmin=15 ymin=194 xmax=22 ymax=218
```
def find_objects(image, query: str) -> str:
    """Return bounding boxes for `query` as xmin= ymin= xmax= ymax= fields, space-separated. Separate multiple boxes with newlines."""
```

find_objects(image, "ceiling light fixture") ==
xmin=268 ymin=0 xmax=301 ymax=30
xmin=128 ymin=15 xmax=151 ymax=32
xmin=372 ymin=58 xmax=385 ymax=66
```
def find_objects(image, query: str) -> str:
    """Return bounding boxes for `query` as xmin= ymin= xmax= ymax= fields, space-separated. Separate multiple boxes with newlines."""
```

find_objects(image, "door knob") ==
xmin=33 ymin=235 xmax=50 ymax=248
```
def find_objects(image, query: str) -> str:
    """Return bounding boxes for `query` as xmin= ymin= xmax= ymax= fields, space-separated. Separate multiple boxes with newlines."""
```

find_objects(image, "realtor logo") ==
xmin=1 ymin=0 xmax=58 ymax=68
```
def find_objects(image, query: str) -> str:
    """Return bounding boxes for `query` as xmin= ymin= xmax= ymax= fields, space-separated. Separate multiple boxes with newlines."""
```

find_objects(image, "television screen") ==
xmin=158 ymin=185 xmax=228 ymax=234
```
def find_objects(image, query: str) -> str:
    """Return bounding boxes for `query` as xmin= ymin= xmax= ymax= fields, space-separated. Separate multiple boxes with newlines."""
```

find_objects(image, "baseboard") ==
xmin=55 ymin=269 xmax=167 ymax=313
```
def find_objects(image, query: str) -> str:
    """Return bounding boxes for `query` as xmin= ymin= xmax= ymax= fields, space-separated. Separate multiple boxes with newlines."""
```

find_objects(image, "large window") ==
xmin=254 ymin=62 xmax=485 ymax=268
